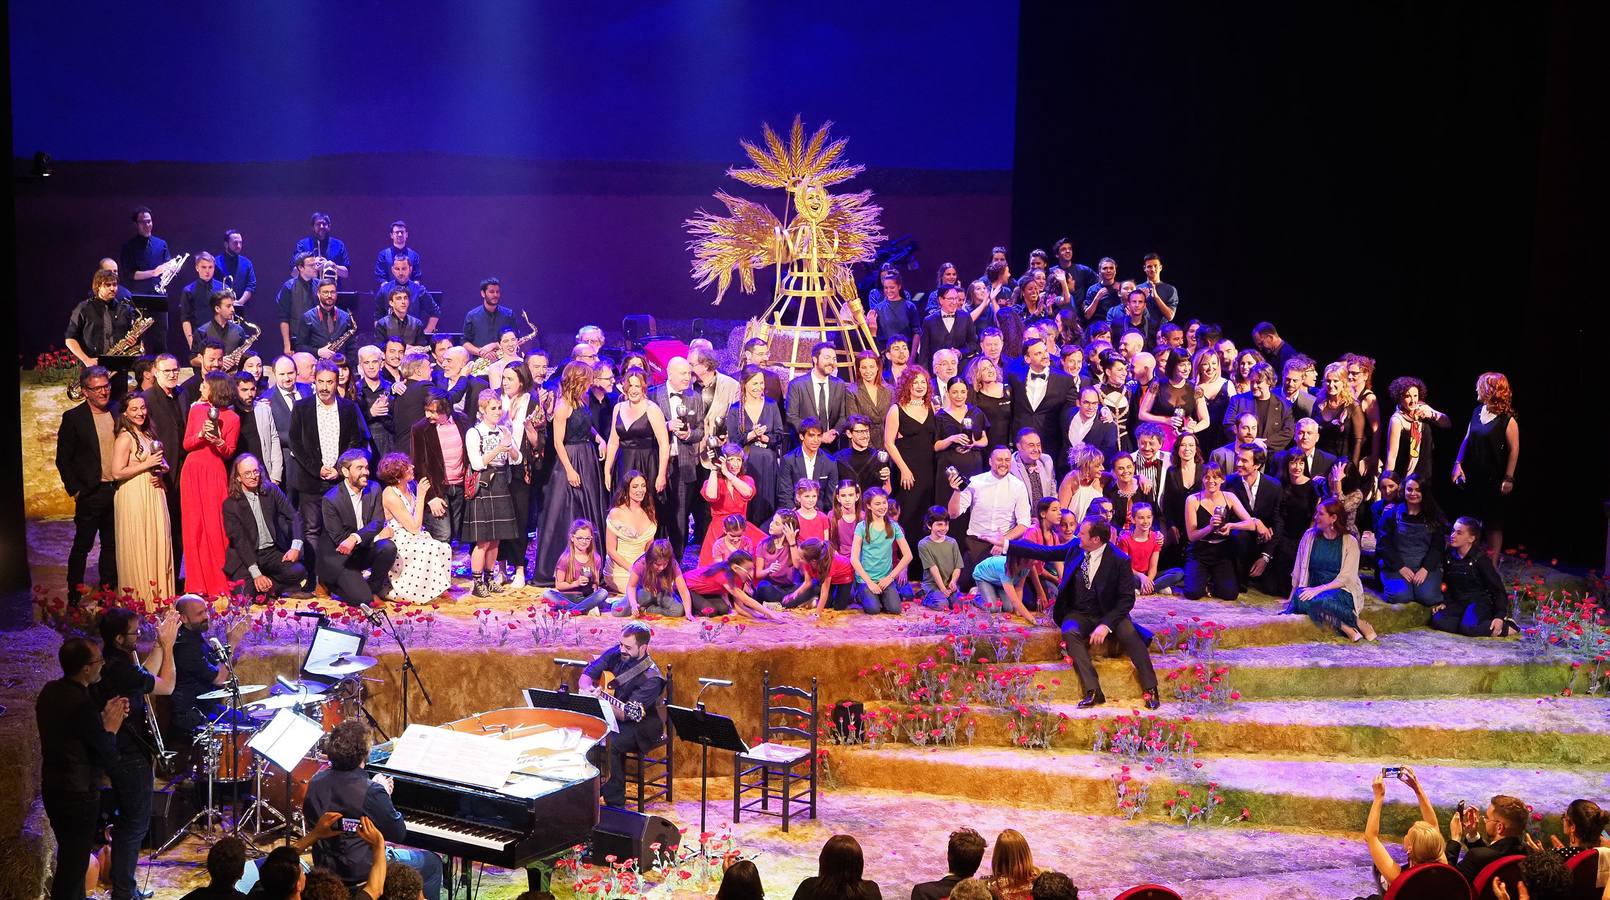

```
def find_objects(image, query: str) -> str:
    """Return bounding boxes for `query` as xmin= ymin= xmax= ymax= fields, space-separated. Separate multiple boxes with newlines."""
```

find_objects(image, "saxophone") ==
xmin=324 ymin=319 xmax=357 ymax=355
xmin=466 ymin=312 xmax=539 ymax=377
xmin=220 ymin=319 xmax=262 ymax=371
xmin=153 ymin=252 xmax=190 ymax=295
xmin=106 ymin=315 xmax=154 ymax=356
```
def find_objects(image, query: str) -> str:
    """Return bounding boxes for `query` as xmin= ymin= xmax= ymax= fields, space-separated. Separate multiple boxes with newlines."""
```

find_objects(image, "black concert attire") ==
xmin=374 ymin=279 xmax=438 ymax=327
xmin=1183 ymin=500 xmax=1242 ymax=601
xmin=1225 ymin=472 xmax=1284 ymax=594
xmin=37 ymin=677 xmax=120 ymax=900
xmin=1267 ymin=476 xmax=1325 ymax=598
xmin=143 ymin=384 xmax=190 ymax=566
xmin=193 ymin=316 xmax=251 ymax=358
xmin=275 ymin=275 xmax=319 ymax=345
xmin=303 ymin=766 xmax=443 ymax=899
xmin=216 ymin=251 xmax=256 ymax=301
xmin=1433 ymin=546 xmax=1515 ymax=637
xmin=834 ymin=445 xmax=889 ymax=494
xmin=179 ymin=277 xmax=226 ymax=350
xmin=461 ymin=304 xmax=519 ymax=350
xmin=354 ymin=375 xmax=395 ymax=458
xmin=373 ymin=245 xmax=423 ymax=283
xmin=295 ymin=305 xmax=355 ymax=355
xmin=56 ymin=402 xmax=119 ymax=601
xmin=94 ymin=652 xmax=157 ymax=900
xmin=65 ymin=294 xmax=138 ymax=405
xmin=289 ymin=395 xmax=370 ymax=585
xmin=1223 ymin=391 xmax=1296 ymax=454
xmin=317 ymin=481 xmax=397 ymax=606
xmin=535 ymin=401 xmax=608 ymax=583
xmin=222 ymin=481 xmax=308 ymax=597
xmin=374 ymin=311 xmax=427 ymax=347
xmin=119 ymin=233 xmax=170 ymax=351
xmin=582 ymin=647 xmax=666 ymax=808
xmin=170 ymin=625 xmax=223 ymax=738
xmin=913 ymin=310 xmax=978 ymax=370
xmin=293 ymin=234 xmax=351 ymax=274
xmin=1448 ymin=834 xmax=1525 ymax=884
xmin=1051 ymin=262 xmax=1098 ymax=306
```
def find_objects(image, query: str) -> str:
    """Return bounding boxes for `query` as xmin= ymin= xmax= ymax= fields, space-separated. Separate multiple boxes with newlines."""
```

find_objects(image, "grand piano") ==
xmin=367 ymin=707 xmax=609 ymax=885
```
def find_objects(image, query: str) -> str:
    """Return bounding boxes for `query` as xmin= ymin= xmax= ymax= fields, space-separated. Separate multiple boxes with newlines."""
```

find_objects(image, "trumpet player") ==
xmin=118 ymin=206 xmax=171 ymax=298
xmin=178 ymin=252 xmax=226 ymax=352
xmin=296 ymin=279 xmax=355 ymax=358
xmin=293 ymin=211 xmax=350 ymax=280
xmin=192 ymin=289 xmax=250 ymax=366
xmin=276 ymin=251 xmax=322 ymax=355
xmin=66 ymin=269 xmax=138 ymax=406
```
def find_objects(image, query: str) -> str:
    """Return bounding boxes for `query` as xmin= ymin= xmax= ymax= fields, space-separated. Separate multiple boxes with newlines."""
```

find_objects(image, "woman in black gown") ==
xmin=967 ymin=356 xmax=1015 ymax=451
xmin=1315 ymin=361 xmax=1368 ymax=490
xmin=1451 ymin=371 xmax=1520 ymax=561
xmin=933 ymin=376 xmax=989 ymax=521
xmin=885 ymin=365 xmax=937 ymax=567
xmin=1267 ymin=451 xmax=1328 ymax=598
xmin=535 ymin=361 xmax=608 ymax=585
xmin=725 ymin=365 xmax=785 ymax=529
xmin=603 ymin=368 xmax=669 ymax=496
xmin=1160 ymin=431 xmax=1204 ymax=568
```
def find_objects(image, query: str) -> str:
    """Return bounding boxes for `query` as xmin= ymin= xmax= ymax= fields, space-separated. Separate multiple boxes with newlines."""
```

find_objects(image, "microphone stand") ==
xmin=374 ymin=608 xmax=431 ymax=730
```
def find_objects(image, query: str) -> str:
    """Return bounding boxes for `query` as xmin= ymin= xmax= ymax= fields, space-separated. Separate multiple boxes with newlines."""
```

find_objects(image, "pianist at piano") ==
xmin=577 ymin=621 xmax=666 ymax=809
xmin=302 ymin=721 xmax=445 ymax=900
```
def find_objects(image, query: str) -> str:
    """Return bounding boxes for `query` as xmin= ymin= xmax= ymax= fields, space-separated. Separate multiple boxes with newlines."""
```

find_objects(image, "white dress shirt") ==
xmin=952 ymin=470 xmax=1031 ymax=541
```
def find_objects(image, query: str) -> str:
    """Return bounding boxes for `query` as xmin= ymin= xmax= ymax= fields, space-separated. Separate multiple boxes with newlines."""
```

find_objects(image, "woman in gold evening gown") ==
xmin=111 ymin=394 xmax=175 ymax=601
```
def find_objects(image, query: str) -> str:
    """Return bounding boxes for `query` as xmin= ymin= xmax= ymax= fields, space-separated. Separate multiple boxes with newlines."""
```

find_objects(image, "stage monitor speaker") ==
xmin=622 ymin=314 xmax=657 ymax=348
xmin=586 ymin=806 xmax=681 ymax=871
xmin=142 ymin=781 xmax=197 ymax=850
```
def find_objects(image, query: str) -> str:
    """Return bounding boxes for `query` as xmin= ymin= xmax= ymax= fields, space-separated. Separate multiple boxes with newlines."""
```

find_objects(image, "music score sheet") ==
xmin=384 ymin=724 xmax=525 ymax=790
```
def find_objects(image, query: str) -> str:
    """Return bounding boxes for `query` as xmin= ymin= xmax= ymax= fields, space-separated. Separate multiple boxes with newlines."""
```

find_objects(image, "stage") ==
xmin=13 ymin=513 xmax=1609 ymax=899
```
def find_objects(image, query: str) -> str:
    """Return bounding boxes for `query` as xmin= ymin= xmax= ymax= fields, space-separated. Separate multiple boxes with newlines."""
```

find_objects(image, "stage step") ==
xmin=863 ymin=695 xmax=1610 ymax=766
xmin=832 ymin=744 xmax=1609 ymax=835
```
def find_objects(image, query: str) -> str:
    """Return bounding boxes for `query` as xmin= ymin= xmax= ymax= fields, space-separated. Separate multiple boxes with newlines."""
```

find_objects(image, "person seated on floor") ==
xmin=1433 ymin=516 xmax=1518 ymax=637
xmin=970 ymin=552 xmax=1037 ymax=625
xmin=911 ymin=827 xmax=986 ymax=900
xmin=623 ymin=539 xmax=695 ymax=620
xmin=1287 ymin=497 xmax=1378 ymax=642
xmin=303 ymin=721 xmax=442 ymax=899
xmin=683 ymin=549 xmax=778 ymax=621
xmin=1362 ymin=767 xmax=1445 ymax=897
xmin=1116 ymin=502 xmax=1183 ymax=595
xmin=716 ymin=859 xmax=766 ymax=900
xmin=1448 ymin=793 xmax=1530 ymax=883
xmin=179 ymin=836 xmax=250 ymax=900
xmin=787 ymin=537 xmax=857 ymax=615
xmin=1376 ymin=473 xmax=1447 ymax=606
xmin=543 ymin=520 xmax=613 ymax=616
xmin=986 ymin=829 xmax=1043 ymax=900
xmin=1029 ymin=871 xmax=1080 ymax=900
xmin=794 ymin=834 xmax=882 ymax=900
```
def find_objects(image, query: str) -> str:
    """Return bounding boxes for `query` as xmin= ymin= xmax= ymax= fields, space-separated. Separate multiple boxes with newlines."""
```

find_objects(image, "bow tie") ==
xmin=1030 ymin=372 xmax=1047 ymax=381
xmin=1142 ymin=458 xmax=1162 ymax=469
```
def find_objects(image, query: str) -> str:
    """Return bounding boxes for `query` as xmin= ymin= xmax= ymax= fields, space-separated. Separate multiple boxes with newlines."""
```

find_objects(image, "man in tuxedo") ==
xmin=1447 ymin=794 xmax=1529 ymax=883
xmin=410 ymin=390 xmax=471 ymax=544
xmin=913 ymin=284 xmax=977 ymax=370
xmin=1009 ymin=517 xmax=1160 ymax=709
xmin=1211 ymin=413 xmax=1263 ymax=474
xmin=295 ymin=280 xmax=355 ymax=357
xmin=1225 ymin=445 xmax=1283 ymax=593
xmin=775 ymin=418 xmax=839 ymax=512
xmin=390 ymin=352 xmax=437 ymax=446
xmin=784 ymin=341 xmax=849 ymax=449
xmin=647 ymin=357 xmax=705 ymax=561
xmin=1224 ymin=363 xmax=1295 ymax=454
xmin=1063 ymin=386 xmax=1119 ymax=465
xmin=141 ymin=353 xmax=189 ymax=567
xmin=289 ymin=362 xmax=371 ymax=591
xmin=1007 ymin=337 xmax=1073 ymax=466
xmin=56 ymin=366 xmax=119 ymax=603
xmin=317 ymin=450 xmax=395 ymax=607
xmin=222 ymin=454 xmax=308 ymax=598
xmin=741 ymin=337 xmax=785 ymax=405
xmin=1274 ymin=418 xmax=1338 ymax=485
xmin=266 ymin=355 xmax=313 ymax=490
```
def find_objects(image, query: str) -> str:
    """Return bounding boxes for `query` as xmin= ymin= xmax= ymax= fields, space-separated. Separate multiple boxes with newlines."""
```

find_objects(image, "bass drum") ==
xmin=321 ymin=678 xmax=365 ymax=732
xmin=259 ymin=753 xmax=328 ymax=824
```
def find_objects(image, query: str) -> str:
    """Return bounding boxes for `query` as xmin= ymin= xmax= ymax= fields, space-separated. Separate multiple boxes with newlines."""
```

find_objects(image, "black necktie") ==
xmin=1027 ymin=464 xmax=1043 ymax=501
xmin=817 ymin=382 xmax=828 ymax=419
xmin=1030 ymin=372 xmax=1047 ymax=381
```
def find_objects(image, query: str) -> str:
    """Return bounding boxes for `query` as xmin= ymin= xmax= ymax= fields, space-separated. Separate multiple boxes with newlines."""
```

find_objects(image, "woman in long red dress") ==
xmin=181 ymin=371 xmax=240 ymax=596
xmin=698 ymin=443 xmax=765 ymax=567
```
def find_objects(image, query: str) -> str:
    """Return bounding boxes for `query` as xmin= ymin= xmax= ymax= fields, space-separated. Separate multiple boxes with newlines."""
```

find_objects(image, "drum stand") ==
xmin=153 ymin=722 xmax=227 ymax=856
xmin=234 ymin=752 xmax=289 ymax=843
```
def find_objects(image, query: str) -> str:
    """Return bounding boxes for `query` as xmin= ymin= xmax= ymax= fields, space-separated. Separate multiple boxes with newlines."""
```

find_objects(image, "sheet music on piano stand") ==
xmin=384 ymin=724 xmax=525 ymax=791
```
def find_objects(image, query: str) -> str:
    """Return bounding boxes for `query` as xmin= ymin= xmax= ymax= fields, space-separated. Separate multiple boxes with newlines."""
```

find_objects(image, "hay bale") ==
xmin=0 ymin=627 xmax=64 ymax=899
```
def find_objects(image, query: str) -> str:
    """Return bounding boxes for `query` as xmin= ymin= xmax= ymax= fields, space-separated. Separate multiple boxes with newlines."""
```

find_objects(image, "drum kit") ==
xmin=154 ymin=652 xmax=382 ymax=854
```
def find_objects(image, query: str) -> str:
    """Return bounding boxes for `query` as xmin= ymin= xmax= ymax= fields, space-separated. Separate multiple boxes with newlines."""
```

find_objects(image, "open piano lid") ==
xmin=370 ymin=707 xmax=608 ymax=793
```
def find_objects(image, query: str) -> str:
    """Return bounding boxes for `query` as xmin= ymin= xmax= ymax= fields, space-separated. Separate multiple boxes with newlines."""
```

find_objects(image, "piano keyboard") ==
xmin=405 ymin=810 xmax=521 ymax=852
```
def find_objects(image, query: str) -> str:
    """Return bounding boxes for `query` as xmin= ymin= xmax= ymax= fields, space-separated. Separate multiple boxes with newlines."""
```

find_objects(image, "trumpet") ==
xmin=154 ymin=253 xmax=190 ymax=295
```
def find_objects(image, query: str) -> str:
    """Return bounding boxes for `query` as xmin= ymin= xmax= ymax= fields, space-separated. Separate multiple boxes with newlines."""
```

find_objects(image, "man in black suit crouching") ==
xmin=222 ymin=454 xmax=308 ymax=599
xmin=317 ymin=450 xmax=395 ymax=607
xmin=1009 ymin=516 xmax=1160 ymax=710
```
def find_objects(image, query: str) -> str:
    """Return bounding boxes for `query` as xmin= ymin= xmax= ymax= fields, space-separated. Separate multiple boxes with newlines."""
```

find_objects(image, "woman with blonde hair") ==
xmin=1056 ymin=442 xmax=1108 ymax=521
xmin=110 ymin=393 xmax=174 ymax=600
xmin=986 ymin=829 xmax=1041 ymax=900
xmin=1363 ymin=768 xmax=1445 ymax=894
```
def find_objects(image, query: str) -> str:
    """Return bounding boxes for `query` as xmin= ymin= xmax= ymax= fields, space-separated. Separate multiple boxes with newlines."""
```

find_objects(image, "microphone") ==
xmin=275 ymin=674 xmax=299 ymax=692
xmin=697 ymin=678 xmax=734 ymax=688
xmin=294 ymin=610 xmax=328 ymax=621
xmin=207 ymin=636 xmax=231 ymax=665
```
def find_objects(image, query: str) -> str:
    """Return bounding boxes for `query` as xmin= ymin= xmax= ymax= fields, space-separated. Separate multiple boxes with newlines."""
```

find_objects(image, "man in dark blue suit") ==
xmin=1009 ymin=517 xmax=1159 ymax=709
xmin=294 ymin=281 xmax=355 ymax=357
xmin=775 ymin=417 xmax=840 ymax=512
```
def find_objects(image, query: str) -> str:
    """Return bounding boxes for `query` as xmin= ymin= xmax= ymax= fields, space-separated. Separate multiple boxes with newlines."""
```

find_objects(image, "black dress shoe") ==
xmin=1144 ymin=691 xmax=1162 ymax=711
xmin=1076 ymin=691 xmax=1106 ymax=709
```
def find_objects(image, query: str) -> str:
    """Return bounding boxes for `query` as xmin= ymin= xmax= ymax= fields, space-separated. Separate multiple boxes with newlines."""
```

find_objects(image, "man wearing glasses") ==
xmin=56 ymin=366 xmax=120 ymax=604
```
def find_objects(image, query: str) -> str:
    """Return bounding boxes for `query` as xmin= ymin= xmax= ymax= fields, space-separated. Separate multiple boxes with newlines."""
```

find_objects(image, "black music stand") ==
xmin=127 ymin=293 xmax=172 ymax=353
xmin=246 ymin=709 xmax=325 ymax=846
xmin=666 ymin=704 xmax=746 ymax=843
xmin=523 ymin=687 xmax=615 ymax=730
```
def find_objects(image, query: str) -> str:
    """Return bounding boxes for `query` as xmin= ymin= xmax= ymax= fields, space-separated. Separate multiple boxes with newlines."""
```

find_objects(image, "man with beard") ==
xmin=318 ymin=450 xmax=396 ymax=607
xmin=222 ymin=456 xmax=308 ymax=603
xmin=37 ymin=638 xmax=127 ymax=900
xmin=168 ymin=593 xmax=251 ymax=738
xmin=290 ymin=362 xmax=371 ymax=593
xmin=276 ymin=252 xmax=322 ymax=356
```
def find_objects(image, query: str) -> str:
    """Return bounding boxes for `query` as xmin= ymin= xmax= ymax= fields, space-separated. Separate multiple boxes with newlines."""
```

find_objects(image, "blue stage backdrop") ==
xmin=11 ymin=2 xmax=1018 ymax=358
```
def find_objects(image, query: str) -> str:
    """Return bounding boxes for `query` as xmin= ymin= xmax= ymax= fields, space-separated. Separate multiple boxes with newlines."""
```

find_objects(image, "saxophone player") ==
xmin=192 ymin=289 xmax=251 ymax=368
xmin=295 ymin=279 xmax=355 ymax=358
xmin=66 ymin=269 xmax=138 ymax=405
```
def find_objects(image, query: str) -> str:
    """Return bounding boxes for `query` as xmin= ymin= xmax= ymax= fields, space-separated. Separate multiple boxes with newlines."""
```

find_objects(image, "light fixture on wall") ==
xmin=31 ymin=152 xmax=52 ymax=178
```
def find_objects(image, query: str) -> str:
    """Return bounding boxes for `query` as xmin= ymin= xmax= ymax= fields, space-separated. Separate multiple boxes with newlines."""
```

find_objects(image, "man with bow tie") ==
xmin=1009 ymin=516 xmax=1160 ymax=709
xmin=1130 ymin=424 xmax=1171 ymax=507
xmin=913 ymin=284 xmax=978 ymax=370
xmin=1008 ymin=337 xmax=1074 ymax=468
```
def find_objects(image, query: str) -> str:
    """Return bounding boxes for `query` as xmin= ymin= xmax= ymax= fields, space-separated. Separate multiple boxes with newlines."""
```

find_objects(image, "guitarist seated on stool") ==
xmin=578 ymin=622 xmax=665 ymax=808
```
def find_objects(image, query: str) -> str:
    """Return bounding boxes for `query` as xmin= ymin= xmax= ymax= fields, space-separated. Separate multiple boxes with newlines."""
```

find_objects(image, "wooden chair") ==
xmin=1112 ymin=885 xmax=1183 ymax=900
xmin=1472 ymin=855 xmax=1526 ymax=900
xmin=1384 ymin=862 xmax=1473 ymax=899
xmin=622 ymin=664 xmax=673 ymax=811
xmin=1566 ymin=848 xmax=1601 ymax=900
xmin=733 ymin=671 xmax=817 ymax=832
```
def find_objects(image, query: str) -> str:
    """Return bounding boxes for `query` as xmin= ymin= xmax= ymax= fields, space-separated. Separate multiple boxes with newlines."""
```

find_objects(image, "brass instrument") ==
xmin=67 ymin=315 xmax=154 ymax=400
xmin=220 ymin=319 xmax=262 ymax=371
xmin=465 ymin=312 xmax=539 ymax=377
xmin=154 ymin=252 xmax=190 ymax=295
xmin=324 ymin=320 xmax=358 ymax=356
xmin=144 ymin=692 xmax=178 ymax=770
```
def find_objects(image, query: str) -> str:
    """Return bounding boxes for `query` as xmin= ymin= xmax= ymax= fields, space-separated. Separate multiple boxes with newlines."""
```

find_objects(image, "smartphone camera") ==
xmin=340 ymin=817 xmax=362 ymax=833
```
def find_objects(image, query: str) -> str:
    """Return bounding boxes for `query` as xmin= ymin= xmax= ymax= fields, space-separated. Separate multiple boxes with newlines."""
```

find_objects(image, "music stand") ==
xmin=247 ymin=709 xmax=326 ymax=846
xmin=524 ymin=688 xmax=617 ymax=733
xmin=666 ymin=704 xmax=747 ymax=842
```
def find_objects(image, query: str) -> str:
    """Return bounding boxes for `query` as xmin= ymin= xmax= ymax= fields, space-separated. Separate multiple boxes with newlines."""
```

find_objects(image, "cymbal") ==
xmin=269 ymin=680 xmax=328 ymax=696
xmin=247 ymin=692 xmax=330 ymax=712
xmin=197 ymin=684 xmax=267 ymax=701
xmin=305 ymin=653 xmax=378 ymax=677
